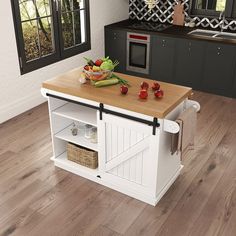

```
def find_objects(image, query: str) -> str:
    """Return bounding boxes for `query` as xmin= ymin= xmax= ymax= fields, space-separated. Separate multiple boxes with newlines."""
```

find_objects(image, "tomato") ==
xmin=95 ymin=59 xmax=103 ymax=67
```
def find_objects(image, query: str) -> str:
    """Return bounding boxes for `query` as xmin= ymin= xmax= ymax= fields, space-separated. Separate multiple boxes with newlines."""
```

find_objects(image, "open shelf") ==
xmin=55 ymin=124 xmax=98 ymax=151
xmin=53 ymin=152 xmax=98 ymax=176
xmin=53 ymin=103 xmax=97 ymax=126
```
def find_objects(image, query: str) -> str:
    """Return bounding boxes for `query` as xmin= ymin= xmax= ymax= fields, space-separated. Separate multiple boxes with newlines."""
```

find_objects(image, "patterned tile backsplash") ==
xmin=129 ymin=0 xmax=236 ymax=30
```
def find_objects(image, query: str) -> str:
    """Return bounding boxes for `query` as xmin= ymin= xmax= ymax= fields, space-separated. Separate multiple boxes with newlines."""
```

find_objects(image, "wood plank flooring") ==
xmin=0 ymin=91 xmax=236 ymax=236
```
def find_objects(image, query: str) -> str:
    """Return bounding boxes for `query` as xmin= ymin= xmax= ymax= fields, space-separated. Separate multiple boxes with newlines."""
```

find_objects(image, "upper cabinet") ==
xmin=150 ymin=36 xmax=176 ymax=83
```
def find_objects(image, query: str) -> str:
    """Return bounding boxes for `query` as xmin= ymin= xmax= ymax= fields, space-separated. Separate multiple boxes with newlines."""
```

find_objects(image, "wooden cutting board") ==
xmin=173 ymin=1 xmax=185 ymax=26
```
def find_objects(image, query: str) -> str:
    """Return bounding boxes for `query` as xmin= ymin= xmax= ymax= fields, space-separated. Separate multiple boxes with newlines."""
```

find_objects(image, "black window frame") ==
xmin=189 ymin=0 xmax=234 ymax=18
xmin=11 ymin=0 xmax=91 ymax=75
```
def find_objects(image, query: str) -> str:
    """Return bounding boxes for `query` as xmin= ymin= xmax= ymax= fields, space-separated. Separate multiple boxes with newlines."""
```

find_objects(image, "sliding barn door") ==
xmin=98 ymin=113 xmax=159 ymax=196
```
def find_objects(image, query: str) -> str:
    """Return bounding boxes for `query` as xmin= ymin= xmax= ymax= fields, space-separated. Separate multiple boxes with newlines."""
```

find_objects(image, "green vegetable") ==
xmin=84 ymin=57 xmax=95 ymax=66
xmin=100 ymin=59 xmax=119 ymax=71
xmin=102 ymin=56 xmax=110 ymax=62
xmin=111 ymin=73 xmax=130 ymax=86
xmin=94 ymin=78 xmax=119 ymax=87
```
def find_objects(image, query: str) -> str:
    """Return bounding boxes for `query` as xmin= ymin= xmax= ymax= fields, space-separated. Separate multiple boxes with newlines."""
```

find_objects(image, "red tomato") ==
xmin=140 ymin=81 xmax=149 ymax=90
xmin=95 ymin=59 xmax=103 ymax=67
xmin=139 ymin=89 xmax=148 ymax=99
xmin=154 ymin=89 xmax=164 ymax=98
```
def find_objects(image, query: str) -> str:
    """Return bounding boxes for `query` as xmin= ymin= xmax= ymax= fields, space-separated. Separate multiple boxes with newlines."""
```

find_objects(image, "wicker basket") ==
xmin=67 ymin=143 xmax=98 ymax=169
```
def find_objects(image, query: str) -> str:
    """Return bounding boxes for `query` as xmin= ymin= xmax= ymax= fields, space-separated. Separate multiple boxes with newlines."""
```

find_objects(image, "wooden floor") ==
xmin=1 ymin=91 xmax=236 ymax=236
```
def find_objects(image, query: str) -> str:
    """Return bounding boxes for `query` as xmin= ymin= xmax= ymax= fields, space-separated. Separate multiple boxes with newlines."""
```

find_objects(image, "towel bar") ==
xmin=164 ymin=120 xmax=180 ymax=134
xmin=185 ymin=100 xmax=201 ymax=112
xmin=164 ymin=99 xmax=200 ymax=134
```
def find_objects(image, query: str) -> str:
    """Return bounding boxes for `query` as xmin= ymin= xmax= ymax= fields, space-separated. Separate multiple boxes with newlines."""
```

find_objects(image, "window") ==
xmin=190 ymin=0 xmax=234 ymax=17
xmin=11 ymin=0 xmax=91 ymax=74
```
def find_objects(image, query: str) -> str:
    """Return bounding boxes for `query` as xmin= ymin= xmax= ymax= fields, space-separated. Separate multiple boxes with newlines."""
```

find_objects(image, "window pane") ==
xmin=19 ymin=0 xmax=36 ymax=20
xmin=22 ymin=20 xmax=40 ymax=61
xmin=79 ymin=0 xmax=85 ymax=9
xmin=61 ymin=0 xmax=72 ymax=12
xmin=74 ymin=11 xmax=82 ymax=45
xmin=72 ymin=0 xmax=83 ymax=10
xmin=80 ymin=9 xmax=86 ymax=44
xmin=36 ymin=0 xmax=51 ymax=17
xmin=62 ymin=12 xmax=74 ymax=48
xmin=39 ymin=17 xmax=54 ymax=56
xmin=61 ymin=0 xmax=84 ymax=12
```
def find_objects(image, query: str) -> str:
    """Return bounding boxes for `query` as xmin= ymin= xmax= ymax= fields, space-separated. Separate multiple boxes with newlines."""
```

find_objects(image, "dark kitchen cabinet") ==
xmin=150 ymin=36 xmax=176 ymax=83
xmin=104 ymin=23 xmax=236 ymax=98
xmin=174 ymin=39 xmax=205 ymax=89
xmin=233 ymin=72 xmax=236 ymax=98
xmin=105 ymin=28 xmax=126 ymax=73
xmin=202 ymin=43 xmax=236 ymax=97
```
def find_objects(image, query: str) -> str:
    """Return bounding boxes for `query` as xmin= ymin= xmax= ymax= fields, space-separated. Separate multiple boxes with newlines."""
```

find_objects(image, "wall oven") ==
xmin=127 ymin=32 xmax=150 ymax=75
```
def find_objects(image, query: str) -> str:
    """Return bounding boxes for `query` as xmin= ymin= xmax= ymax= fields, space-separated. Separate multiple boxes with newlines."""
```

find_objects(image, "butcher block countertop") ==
xmin=42 ymin=68 xmax=192 ymax=118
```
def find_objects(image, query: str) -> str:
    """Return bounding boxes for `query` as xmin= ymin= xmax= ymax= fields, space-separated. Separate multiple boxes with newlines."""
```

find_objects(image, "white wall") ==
xmin=0 ymin=0 xmax=129 ymax=123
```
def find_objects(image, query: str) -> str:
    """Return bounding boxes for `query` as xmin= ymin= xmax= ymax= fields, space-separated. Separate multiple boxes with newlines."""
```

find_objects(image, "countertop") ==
xmin=42 ymin=69 xmax=192 ymax=119
xmin=105 ymin=19 xmax=236 ymax=45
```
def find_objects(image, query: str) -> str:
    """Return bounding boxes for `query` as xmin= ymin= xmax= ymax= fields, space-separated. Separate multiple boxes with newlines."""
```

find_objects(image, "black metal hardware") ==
xmin=46 ymin=93 xmax=160 ymax=134
xmin=46 ymin=93 xmax=99 ymax=110
xmin=96 ymin=175 xmax=101 ymax=179
xmin=101 ymin=108 xmax=160 ymax=133
xmin=152 ymin=117 xmax=158 ymax=135
xmin=99 ymin=103 xmax=104 ymax=120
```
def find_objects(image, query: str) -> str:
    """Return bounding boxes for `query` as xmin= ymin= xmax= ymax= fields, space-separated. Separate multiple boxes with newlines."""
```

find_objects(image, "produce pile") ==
xmin=82 ymin=57 xmax=129 ymax=87
xmin=80 ymin=56 xmax=164 ymax=99
xmin=84 ymin=56 xmax=119 ymax=72
xmin=139 ymin=81 xmax=164 ymax=99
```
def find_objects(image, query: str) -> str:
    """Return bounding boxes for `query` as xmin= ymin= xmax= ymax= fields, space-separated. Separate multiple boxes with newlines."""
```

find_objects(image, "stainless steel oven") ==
xmin=127 ymin=32 xmax=150 ymax=75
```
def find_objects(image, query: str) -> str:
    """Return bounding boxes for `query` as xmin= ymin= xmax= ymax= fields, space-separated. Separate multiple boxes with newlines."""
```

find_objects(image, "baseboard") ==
xmin=0 ymin=90 xmax=46 ymax=124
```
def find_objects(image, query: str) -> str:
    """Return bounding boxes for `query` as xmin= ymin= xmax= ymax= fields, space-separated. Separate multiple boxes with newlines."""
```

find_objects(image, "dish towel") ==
xmin=171 ymin=107 xmax=197 ymax=157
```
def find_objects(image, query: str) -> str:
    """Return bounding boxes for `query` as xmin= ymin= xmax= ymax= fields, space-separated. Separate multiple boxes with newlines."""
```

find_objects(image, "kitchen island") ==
xmin=41 ymin=68 xmax=199 ymax=206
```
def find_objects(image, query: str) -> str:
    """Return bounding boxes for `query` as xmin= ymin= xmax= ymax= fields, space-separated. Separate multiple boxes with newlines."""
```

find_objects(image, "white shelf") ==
xmin=53 ymin=152 xmax=98 ymax=177
xmin=53 ymin=103 xmax=97 ymax=126
xmin=55 ymin=124 xmax=98 ymax=151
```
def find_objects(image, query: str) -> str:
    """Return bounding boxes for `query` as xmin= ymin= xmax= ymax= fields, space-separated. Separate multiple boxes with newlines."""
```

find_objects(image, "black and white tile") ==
xmin=129 ymin=0 xmax=236 ymax=30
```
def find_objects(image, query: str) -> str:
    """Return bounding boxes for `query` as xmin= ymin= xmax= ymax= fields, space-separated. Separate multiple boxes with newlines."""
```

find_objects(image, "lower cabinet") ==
xmin=104 ymin=26 xmax=236 ymax=98
xmin=232 ymin=72 xmax=236 ymax=98
xmin=151 ymin=35 xmax=176 ymax=83
xmin=105 ymin=28 xmax=126 ymax=73
xmin=202 ymin=43 xmax=236 ymax=97
xmin=233 ymin=75 xmax=236 ymax=98
xmin=174 ymin=39 xmax=205 ymax=89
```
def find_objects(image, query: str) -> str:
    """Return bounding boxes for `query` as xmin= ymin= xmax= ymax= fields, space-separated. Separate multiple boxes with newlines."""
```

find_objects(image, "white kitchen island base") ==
xmin=42 ymin=87 xmax=199 ymax=206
